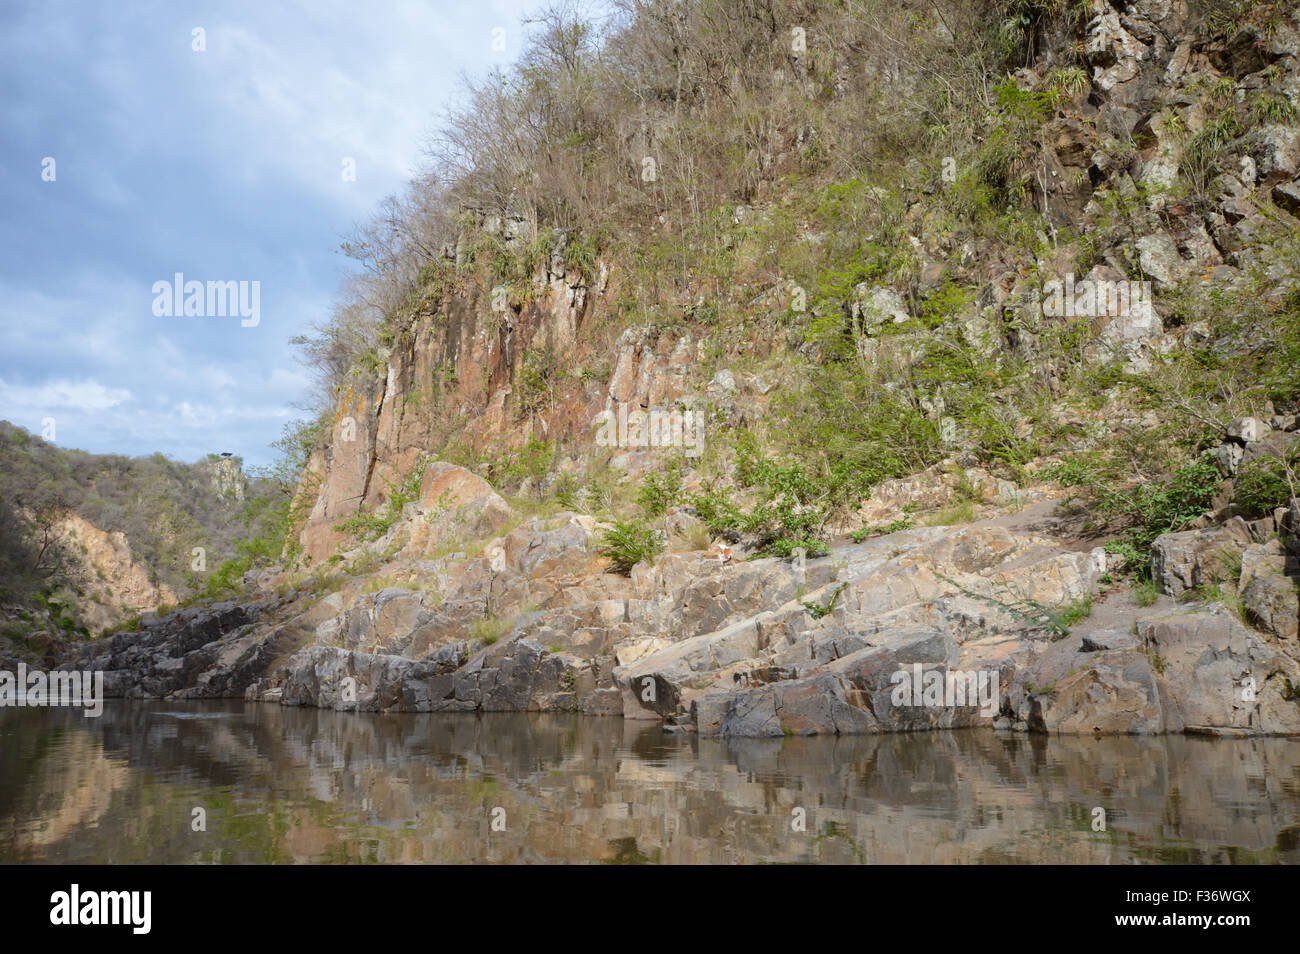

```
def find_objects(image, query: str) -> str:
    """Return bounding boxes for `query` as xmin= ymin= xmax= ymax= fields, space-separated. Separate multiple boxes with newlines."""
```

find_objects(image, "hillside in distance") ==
xmin=0 ymin=420 xmax=282 ymax=665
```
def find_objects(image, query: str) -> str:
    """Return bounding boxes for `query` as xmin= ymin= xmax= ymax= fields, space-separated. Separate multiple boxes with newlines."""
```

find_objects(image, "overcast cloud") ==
xmin=0 ymin=0 xmax=546 ymax=467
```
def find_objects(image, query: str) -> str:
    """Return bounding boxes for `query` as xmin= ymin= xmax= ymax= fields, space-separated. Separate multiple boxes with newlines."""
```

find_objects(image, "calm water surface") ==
xmin=2 ymin=701 xmax=1298 ymax=863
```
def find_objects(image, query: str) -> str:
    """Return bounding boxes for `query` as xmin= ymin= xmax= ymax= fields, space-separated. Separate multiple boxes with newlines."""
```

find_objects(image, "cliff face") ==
xmin=0 ymin=510 xmax=177 ymax=669
xmin=202 ymin=456 xmax=247 ymax=502
xmin=297 ymin=243 xmax=702 ymax=561
xmin=293 ymin=0 xmax=1300 ymax=563
xmin=52 ymin=513 xmax=178 ymax=636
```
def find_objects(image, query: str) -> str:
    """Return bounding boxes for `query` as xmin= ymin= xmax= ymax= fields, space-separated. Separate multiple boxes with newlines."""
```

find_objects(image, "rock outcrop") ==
xmin=1151 ymin=518 xmax=1255 ymax=597
xmin=1011 ymin=608 xmax=1300 ymax=736
xmin=54 ymin=512 xmax=178 ymax=636
xmin=64 ymin=496 xmax=1300 ymax=738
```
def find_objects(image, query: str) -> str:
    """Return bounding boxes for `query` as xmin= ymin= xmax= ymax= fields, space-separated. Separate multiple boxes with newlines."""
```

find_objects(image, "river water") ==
xmin=2 ymin=701 xmax=1298 ymax=864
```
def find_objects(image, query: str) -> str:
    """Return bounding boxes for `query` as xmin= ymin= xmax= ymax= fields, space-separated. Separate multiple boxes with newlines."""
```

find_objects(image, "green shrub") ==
xmin=200 ymin=557 xmax=251 ymax=600
xmin=598 ymin=521 xmax=665 ymax=575
xmin=850 ymin=519 xmax=913 ymax=542
xmin=688 ymin=482 xmax=746 ymax=536
xmin=1055 ymin=595 xmax=1094 ymax=626
xmin=553 ymin=473 xmax=580 ymax=511
xmin=1062 ymin=454 xmax=1222 ymax=577
xmin=686 ymin=435 xmax=843 ymax=557
xmin=1134 ymin=579 xmax=1160 ymax=607
xmin=470 ymin=616 xmax=508 ymax=646
xmin=1233 ymin=453 xmax=1295 ymax=519
xmin=637 ymin=465 xmax=684 ymax=517
xmin=767 ymin=536 xmax=829 ymax=559
xmin=1115 ymin=456 xmax=1222 ymax=539
xmin=489 ymin=437 xmax=556 ymax=492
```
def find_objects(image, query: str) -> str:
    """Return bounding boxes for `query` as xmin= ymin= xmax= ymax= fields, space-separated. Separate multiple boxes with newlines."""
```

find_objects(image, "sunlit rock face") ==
xmin=65 ymin=508 xmax=1300 ymax=738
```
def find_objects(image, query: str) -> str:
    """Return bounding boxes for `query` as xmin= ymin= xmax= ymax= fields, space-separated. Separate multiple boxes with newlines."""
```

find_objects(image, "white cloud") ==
xmin=268 ymin=366 xmax=311 ymax=394
xmin=0 ymin=377 xmax=133 ymax=411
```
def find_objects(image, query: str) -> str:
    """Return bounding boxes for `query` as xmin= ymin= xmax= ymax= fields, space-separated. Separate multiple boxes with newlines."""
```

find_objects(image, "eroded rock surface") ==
xmin=65 ymin=499 xmax=1300 ymax=738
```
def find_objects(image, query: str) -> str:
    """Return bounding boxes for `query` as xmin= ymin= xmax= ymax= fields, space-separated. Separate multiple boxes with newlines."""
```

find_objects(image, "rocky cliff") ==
xmin=294 ymin=240 xmax=700 ymax=562
xmin=0 ymin=511 xmax=177 ymax=668
xmin=62 ymin=0 xmax=1300 ymax=737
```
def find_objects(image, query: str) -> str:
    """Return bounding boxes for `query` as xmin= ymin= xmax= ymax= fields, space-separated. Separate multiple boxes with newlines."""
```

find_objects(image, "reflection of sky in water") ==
xmin=1 ymin=701 xmax=1298 ymax=864
xmin=153 ymin=712 xmax=234 ymax=720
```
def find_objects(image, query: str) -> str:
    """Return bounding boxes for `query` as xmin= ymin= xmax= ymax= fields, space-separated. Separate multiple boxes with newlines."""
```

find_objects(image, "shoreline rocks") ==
xmin=61 ymin=512 xmax=1300 ymax=739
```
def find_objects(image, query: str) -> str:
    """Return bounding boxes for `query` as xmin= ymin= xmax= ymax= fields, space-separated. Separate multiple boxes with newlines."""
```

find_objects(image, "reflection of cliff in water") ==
xmin=2 ymin=702 xmax=1299 ymax=864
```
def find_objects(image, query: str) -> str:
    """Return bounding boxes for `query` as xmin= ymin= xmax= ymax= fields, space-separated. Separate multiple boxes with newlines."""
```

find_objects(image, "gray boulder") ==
xmin=1139 ymin=609 xmax=1300 ymax=735
xmin=1151 ymin=518 xmax=1254 ymax=597
xmin=1012 ymin=609 xmax=1300 ymax=735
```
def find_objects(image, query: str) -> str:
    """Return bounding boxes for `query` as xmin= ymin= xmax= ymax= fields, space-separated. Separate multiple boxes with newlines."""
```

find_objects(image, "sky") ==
xmin=0 ymin=0 xmax=550 ymax=468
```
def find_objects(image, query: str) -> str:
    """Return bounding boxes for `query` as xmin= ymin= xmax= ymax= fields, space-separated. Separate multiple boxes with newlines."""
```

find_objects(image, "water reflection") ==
xmin=2 ymin=702 xmax=1298 ymax=864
